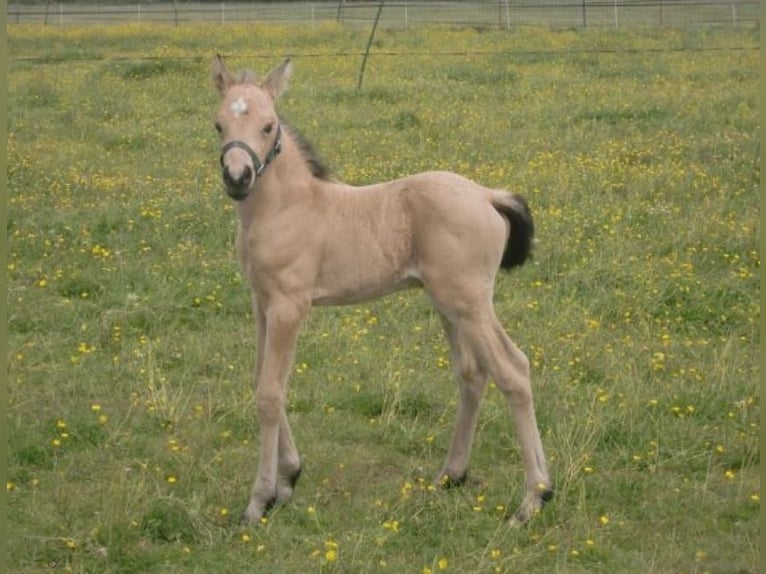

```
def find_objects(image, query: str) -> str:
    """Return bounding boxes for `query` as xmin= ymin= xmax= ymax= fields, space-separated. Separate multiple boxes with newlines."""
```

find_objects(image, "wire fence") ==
xmin=6 ymin=0 xmax=761 ymax=29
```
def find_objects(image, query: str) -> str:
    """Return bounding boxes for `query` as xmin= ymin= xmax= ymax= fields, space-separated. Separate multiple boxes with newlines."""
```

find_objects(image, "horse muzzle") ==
xmin=218 ymin=127 xmax=283 ymax=201
xmin=222 ymin=163 xmax=254 ymax=201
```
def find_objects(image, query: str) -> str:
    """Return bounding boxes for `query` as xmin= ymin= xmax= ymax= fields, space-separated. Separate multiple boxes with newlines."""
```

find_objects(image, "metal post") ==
xmin=499 ymin=0 xmax=510 ymax=30
xmin=358 ymin=1 xmax=384 ymax=90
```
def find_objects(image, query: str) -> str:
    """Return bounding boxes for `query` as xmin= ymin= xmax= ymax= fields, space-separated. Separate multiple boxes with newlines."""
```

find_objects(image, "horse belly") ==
xmin=312 ymin=276 xmax=419 ymax=306
xmin=311 ymin=242 xmax=418 ymax=306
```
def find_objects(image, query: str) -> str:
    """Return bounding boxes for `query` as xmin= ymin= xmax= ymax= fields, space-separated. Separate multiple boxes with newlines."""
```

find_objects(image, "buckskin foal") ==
xmin=211 ymin=56 xmax=552 ymax=527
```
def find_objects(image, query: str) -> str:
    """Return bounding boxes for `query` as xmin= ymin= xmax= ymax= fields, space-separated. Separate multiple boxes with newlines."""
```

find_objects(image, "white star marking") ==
xmin=230 ymin=97 xmax=248 ymax=117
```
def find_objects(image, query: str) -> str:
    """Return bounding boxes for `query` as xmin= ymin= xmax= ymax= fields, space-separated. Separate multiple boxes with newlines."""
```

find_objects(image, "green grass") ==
xmin=7 ymin=23 xmax=760 ymax=574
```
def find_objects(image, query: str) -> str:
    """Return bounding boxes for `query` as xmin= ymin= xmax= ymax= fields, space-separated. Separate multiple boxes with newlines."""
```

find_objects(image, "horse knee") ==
xmin=255 ymin=388 xmax=284 ymax=424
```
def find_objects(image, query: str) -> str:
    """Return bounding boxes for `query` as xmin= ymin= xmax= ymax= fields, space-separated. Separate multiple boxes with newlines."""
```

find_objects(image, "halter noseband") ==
xmin=220 ymin=123 xmax=283 ymax=178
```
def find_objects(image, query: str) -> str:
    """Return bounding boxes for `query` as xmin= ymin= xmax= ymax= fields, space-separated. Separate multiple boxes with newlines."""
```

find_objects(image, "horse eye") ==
xmin=263 ymin=123 xmax=274 ymax=135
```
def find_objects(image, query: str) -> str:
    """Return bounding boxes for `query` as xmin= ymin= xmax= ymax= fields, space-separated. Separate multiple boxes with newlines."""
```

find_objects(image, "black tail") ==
xmin=493 ymin=194 xmax=534 ymax=270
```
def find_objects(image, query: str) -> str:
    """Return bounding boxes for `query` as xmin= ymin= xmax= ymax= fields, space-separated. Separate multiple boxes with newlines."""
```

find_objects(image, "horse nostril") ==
xmin=241 ymin=165 xmax=253 ymax=185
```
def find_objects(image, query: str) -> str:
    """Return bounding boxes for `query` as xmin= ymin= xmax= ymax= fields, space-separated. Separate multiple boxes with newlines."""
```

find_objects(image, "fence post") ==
xmin=581 ymin=0 xmax=587 ymax=28
xmin=358 ymin=1 xmax=384 ymax=90
xmin=498 ymin=0 xmax=510 ymax=30
xmin=221 ymin=1 xmax=225 ymax=24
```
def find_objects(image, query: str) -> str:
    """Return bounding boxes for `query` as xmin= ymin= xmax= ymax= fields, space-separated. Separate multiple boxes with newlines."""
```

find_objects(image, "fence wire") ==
xmin=7 ymin=0 xmax=761 ymax=29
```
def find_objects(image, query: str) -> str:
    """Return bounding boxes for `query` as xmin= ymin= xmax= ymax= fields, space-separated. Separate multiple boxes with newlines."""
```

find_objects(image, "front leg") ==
xmin=241 ymin=297 xmax=308 ymax=525
xmin=249 ymin=296 xmax=302 ymax=504
xmin=275 ymin=412 xmax=302 ymax=503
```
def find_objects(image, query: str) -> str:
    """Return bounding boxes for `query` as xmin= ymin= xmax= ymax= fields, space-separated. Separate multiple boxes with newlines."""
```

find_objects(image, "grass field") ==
xmin=7 ymin=22 xmax=760 ymax=574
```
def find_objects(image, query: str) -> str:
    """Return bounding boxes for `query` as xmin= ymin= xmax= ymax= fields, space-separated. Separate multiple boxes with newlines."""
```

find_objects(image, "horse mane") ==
xmin=282 ymin=122 xmax=333 ymax=181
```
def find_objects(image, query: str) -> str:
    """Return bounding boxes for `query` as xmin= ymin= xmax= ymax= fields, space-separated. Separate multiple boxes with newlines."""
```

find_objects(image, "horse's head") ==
xmin=211 ymin=56 xmax=292 ymax=200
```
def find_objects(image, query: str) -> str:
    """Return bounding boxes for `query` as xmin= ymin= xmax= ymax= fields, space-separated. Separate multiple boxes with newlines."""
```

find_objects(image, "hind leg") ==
xmin=435 ymin=315 xmax=489 ymax=487
xmin=492 ymin=324 xmax=552 ymax=524
xmin=428 ymin=282 xmax=551 ymax=525
xmin=460 ymin=311 xmax=552 ymax=525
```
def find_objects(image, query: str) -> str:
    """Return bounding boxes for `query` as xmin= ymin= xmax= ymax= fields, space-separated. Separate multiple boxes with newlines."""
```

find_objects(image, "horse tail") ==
xmin=491 ymin=192 xmax=535 ymax=270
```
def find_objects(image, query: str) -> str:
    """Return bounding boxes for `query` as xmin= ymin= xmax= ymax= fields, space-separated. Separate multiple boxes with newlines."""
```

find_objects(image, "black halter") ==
xmin=220 ymin=123 xmax=283 ymax=178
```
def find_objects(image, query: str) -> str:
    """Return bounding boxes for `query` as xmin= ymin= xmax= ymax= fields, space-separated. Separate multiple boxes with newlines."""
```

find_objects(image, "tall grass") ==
xmin=7 ymin=23 xmax=759 ymax=573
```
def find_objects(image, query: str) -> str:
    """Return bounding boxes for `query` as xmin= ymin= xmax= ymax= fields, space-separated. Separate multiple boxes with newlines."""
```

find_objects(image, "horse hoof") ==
xmin=436 ymin=471 xmax=467 ymax=489
xmin=507 ymin=486 xmax=554 ymax=527
xmin=239 ymin=497 xmax=276 ymax=525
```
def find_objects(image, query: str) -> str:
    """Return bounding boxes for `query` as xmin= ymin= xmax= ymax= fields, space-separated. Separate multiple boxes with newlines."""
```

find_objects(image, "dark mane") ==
xmin=282 ymin=122 xmax=333 ymax=181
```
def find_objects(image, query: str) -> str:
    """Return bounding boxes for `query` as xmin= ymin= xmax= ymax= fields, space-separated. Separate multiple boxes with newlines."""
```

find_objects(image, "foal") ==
xmin=211 ymin=56 xmax=552 ymax=526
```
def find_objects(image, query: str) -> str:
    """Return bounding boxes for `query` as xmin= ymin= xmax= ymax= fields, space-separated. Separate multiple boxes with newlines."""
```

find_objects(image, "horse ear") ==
xmin=211 ymin=54 xmax=235 ymax=97
xmin=263 ymin=58 xmax=293 ymax=100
